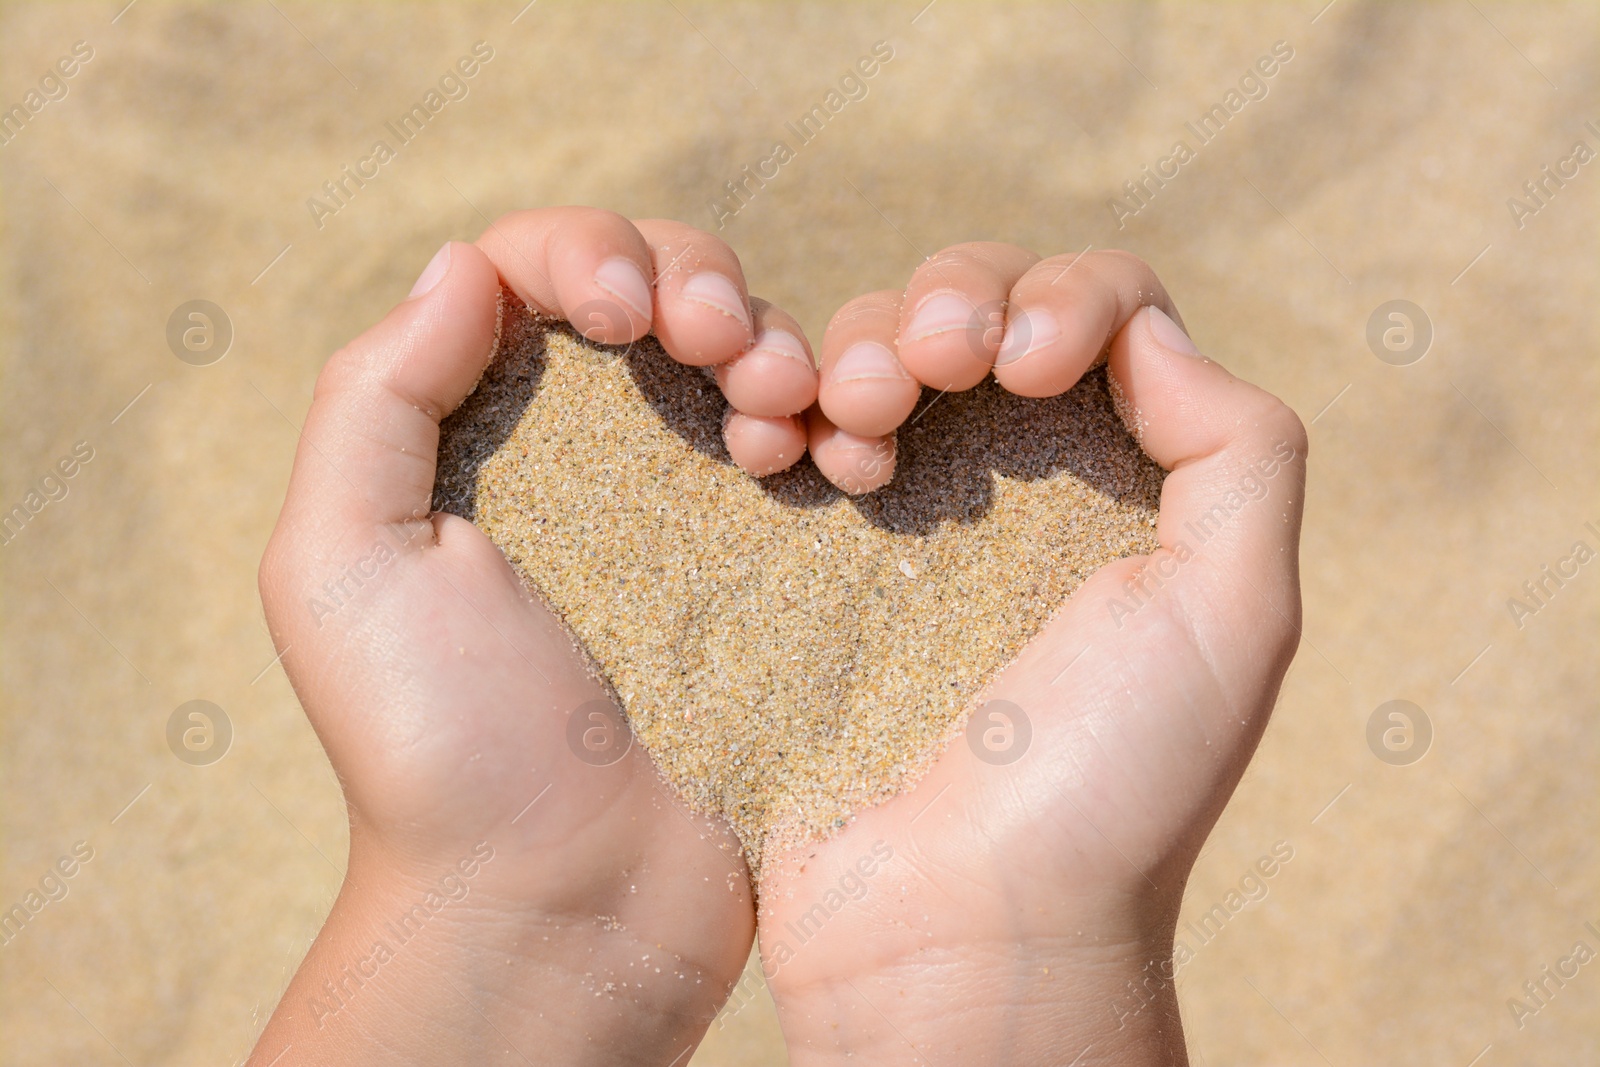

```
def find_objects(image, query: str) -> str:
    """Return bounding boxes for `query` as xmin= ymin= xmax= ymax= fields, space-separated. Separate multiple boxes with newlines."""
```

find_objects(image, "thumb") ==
xmin=261 ymin=241 xmax=502 ymax=627
xmin=1105 ymin=305 xmax=1308 ymax=704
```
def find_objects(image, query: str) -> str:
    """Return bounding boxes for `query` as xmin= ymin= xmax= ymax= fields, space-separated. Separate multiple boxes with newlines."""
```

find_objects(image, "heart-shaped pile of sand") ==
xmin=435 ymin=293 xmax=1163 ymax=872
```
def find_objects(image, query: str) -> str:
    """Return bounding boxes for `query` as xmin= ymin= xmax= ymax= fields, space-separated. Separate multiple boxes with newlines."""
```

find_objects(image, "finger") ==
xmin=897 ymin=242 xmax=1040 ymax=391
xmin=632 ymin=218 xmax=755 ymax=366
xmin=278 ymin=241 xmax=502 ymax=543
xmin=1106 ymin=305 xmax=1308 ymax=690
xmin=724 ymin=412 xmax=807 ymax=477
xmin=993 ymin=249 xmax=1181 ymax=398
xmin=806 ymin=406 xmax=897 ymax=495
xmin=261 ymin=241 xmax=501 ymax=631
xmin=816 ymin=290 xmax=921 ymax=438
xmin=474 ymin=206 xmax=653 ymax=344
xmin=713 ymin=298 xmax=819 ymax=418
xmin=719 ymin=297 xmax=817 ymax=476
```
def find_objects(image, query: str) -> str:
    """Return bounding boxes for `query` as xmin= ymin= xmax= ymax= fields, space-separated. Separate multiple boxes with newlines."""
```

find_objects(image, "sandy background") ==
xmin=2 ymin=2 xmax=1596 ymax=1064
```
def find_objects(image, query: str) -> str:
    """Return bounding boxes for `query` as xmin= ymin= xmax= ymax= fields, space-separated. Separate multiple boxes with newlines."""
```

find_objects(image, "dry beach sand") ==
xmin=434 ymin=295 xmax=1164 ymax=872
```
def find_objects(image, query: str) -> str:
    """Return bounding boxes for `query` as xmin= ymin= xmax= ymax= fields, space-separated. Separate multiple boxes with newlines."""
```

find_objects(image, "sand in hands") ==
xmin=434 ymin=293 xmax=1164 ymax=875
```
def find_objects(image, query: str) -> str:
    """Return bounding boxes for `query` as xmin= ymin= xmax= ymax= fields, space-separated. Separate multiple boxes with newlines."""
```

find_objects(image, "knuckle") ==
xmin=1093 ymin=248 xmax=1152 ymax=273
xmin=565 ymin=204 xmax=631 ymax=230
xmin=256 ymin=530 xmax=291 ymax=621
xmin=1025 ymin=250 xmax=1117 ymax=293
xmin=1237 ymin=388 xmax=1309 ymax=466
xmin=487 ymin=206 xmax=635 ymax=247
xmin=826 ymin=289 xmax=901 ymax=330
xmin=680 ymin=226 xmax=735 ymax=260
xmin=1261 ymin=393 xmax=1309 ymax=458
xmin=552 ymin=206 xmax=639 ymax=250
xmin=1100 ymin=249 xmax=1165 ymax=301
xmin=637 ymin=219 xmax=742 ymax=281
xmin=311 ymin=350 xmax=356 ymax=407
xmin=920 ymin=242 xmax=1019 ymax=277
xmin=481 ymin=207 xmax=544 ymax=243
xmin=1044 ymin=248 xmax=1159 ymax=297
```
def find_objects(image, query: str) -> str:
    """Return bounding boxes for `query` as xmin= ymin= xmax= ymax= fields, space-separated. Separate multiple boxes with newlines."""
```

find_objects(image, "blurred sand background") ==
xmin=2 ymin=2 xmax=1596 ymax=1064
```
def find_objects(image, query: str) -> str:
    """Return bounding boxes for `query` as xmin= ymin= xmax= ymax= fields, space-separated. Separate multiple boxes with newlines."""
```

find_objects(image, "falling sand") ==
xmin=435 ymin=293 xmax=1165 ymax=875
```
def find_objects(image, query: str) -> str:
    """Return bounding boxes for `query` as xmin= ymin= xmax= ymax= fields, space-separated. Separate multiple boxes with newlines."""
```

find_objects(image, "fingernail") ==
xmin=995 ymin=308 xmax=1060 ymax=365
xmin=1147 ymin=306 xmax=1199 ymax=356
xmin=833 ymin=341 xmax=910 ymax=382
xmin=748 ymin=328 xmax=813 ymax=368
xmin=407 ymin=243 xmax=452 ymax=300
xmin=905 ymin=292 xmax=978 ymax=342
xmin=681 ymin=272 xmax=752 ymax=330
xmin=593 ymin=257 xmax=654 ymax=321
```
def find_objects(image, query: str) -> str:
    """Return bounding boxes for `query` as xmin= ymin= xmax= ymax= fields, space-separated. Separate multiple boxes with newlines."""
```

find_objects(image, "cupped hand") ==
xmin=253 ymin=233 xmax=758 ymax=1066
xmin=755 ymin=250 xmax=1307 ymax=1066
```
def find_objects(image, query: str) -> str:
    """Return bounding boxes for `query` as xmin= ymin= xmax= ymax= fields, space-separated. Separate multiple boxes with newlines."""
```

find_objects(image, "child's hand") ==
xmin=799 ymin=244 xmax=1186 ymax=493
xmin=755 ymin=249 xmax=1307 ymax=1066
xmin=472 ymin=206 xmax=868 ymax=484
xmin=252 ymin=234 xmax=755 ymax=1066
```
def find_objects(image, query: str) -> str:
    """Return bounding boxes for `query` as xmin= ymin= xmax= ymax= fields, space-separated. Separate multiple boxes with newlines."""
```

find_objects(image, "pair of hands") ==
xmin=251 ymin=208 xmax=1306 ymax=1065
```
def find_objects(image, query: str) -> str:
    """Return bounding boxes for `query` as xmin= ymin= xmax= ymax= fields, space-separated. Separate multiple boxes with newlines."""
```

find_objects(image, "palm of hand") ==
xmin=263 ymin=508 xmax=755 ymax=1029
xmin=754 ymin=329 xmax=1305 ymax=1059
xmin=758 ymin=559 xmax=1239 ymax=983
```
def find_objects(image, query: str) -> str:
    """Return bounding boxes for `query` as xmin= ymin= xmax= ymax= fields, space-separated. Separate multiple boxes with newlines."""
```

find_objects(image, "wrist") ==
xmin=778 ymin=926 xmax=1188 ymax=1067
xmin=250 ymin=840 xmax=723 ymax=1066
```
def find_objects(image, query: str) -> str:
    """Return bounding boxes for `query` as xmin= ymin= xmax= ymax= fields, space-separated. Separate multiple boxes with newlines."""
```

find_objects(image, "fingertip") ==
xmin=897 ymin=290 xmax=1000 ymax=391
xmin=405 ymin=242 xmax=455 ymax=301
xmin=715 ymin=327 xmax=820 ymax=417
xmin=725 ymin=412 xmax=807 ymax=477
xmin=807 ymin=410 xmax=897 ymax=494
xmin=478 ymin=207 xmax=655 ymax=346
xmin=990 ymin=303 xmax=1102 ymax=398
xmin=1108 ymin=306 xmax=1306 ymax=689
xmin=1143 ymin=304 xmax=1200 ymax=358
xmin=591 ymin=255 xmax=655 ymax=338
xmin=432 ymin=240 xmax=500 ymax=307
xmin=338 ymin=238 xmax=501 ymax=412
xmin=633 ymin=220 xmax=757 ymax=365
xmin=818 ymin=340 xmax=920 ymax=437
xmin=1109 ymin=305 xmax=1306 ymax=475
xmin=681 ymin=271 xmax=754 ymax=333
xmin=816 ymin=292 xmax=920 ymax=438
